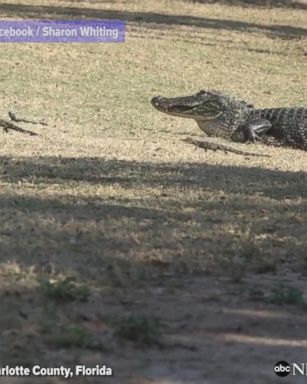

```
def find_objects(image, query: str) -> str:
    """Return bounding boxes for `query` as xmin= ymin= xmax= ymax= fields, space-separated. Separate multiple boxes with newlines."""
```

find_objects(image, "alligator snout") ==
xmin=151 ymin=96 xmax=168 ymax=111
xmin=151 ymin=96 xmax=161 ymax=106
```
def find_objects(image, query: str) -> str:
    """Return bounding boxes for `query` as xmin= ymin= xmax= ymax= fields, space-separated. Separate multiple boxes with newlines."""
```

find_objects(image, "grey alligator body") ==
xmin=151 ymin=90 xmax=307 ymax=150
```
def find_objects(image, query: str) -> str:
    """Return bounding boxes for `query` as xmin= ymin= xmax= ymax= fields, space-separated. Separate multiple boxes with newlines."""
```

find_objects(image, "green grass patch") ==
xmin=270 ymin=285 xmax=305 ymax=305
xmin=109 ymin=315 xmax=164 ymax=346
xmin=39 ymin=276 xmax=90 ymax=302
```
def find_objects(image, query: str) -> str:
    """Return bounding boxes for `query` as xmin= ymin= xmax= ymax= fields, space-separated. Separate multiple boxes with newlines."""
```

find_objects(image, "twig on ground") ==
xmin=183 ymin=138 xmax=271 ymax=157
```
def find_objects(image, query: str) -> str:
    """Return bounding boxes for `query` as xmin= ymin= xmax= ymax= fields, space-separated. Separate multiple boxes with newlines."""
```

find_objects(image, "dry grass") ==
xmin=0 ymin=0 xmax=306 ymax=383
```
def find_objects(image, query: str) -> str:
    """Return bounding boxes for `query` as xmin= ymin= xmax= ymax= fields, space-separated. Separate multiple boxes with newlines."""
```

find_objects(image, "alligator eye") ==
xmin=196 ymin=90 xmax=206 ymax=96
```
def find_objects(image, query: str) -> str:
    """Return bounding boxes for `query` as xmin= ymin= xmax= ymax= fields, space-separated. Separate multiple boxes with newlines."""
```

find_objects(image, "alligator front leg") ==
xmin=232 ymin=119 xmax=272 ymax=144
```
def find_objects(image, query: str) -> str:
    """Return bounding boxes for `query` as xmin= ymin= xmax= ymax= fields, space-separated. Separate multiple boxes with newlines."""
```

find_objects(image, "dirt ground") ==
xmin=0 ymin=0 xmax=306 ymax=383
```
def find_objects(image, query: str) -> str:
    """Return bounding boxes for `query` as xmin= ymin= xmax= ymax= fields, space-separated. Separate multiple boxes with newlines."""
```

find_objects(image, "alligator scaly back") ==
xmin=249 ymin=107 xmax=307 ymax=149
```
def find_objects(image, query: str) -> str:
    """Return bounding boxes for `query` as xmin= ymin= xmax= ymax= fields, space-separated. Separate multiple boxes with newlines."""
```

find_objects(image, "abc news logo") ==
xmin=274 ymin=361 xmax=307 ymax=377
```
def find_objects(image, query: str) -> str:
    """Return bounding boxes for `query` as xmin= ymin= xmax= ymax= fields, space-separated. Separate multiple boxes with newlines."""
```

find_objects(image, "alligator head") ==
xmin=151 ymin=89 xmax=255 ymax=121
xmin=151 ymin=90 xmax=230 ymax=121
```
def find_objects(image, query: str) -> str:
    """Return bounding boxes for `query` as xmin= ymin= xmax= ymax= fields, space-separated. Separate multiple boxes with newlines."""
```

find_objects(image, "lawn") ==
xmin=0 ymin=0 xmax=306 ymax=383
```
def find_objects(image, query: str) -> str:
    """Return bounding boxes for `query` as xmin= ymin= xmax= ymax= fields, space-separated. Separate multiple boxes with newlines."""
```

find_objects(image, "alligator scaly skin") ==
xmin=248 ymin=107 xmax=307 ymax=149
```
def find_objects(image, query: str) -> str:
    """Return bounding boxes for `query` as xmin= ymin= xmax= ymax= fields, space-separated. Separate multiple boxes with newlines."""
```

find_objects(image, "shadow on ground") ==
xmin=0 ymin=2 xmax=306 ymax=39
xmin=183 ymin=0 xmax=307 ymax=10
xmin=0 ymin=156 xmax=306 ymax=279
xmin=1 ymin=156 xmax=307 ymax=383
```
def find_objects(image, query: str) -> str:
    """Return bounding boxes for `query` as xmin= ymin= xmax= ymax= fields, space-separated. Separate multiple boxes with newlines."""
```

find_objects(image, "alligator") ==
xmin=151 ymin=90 xmax=307 ymax=155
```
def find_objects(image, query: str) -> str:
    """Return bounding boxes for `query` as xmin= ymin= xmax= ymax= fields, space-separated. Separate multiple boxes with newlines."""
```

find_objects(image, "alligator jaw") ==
xmin=151 ymin=95 xmax=205 ymax=119
xmin=151 ymin=95 xmax=222 ymax=120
